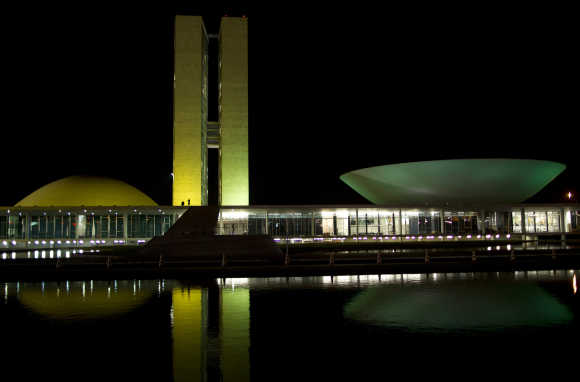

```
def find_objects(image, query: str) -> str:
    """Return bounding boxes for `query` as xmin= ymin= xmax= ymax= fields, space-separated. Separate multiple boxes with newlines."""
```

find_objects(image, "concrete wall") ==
xmin=173 ymin=16 xmax=208 ymax=206
xmin=219 ymin=17 xmax=249 ymax=206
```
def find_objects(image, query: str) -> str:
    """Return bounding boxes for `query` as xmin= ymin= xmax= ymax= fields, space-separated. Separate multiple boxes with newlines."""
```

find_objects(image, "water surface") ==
xmin=1 ymin=270 xmax=578 ymax=381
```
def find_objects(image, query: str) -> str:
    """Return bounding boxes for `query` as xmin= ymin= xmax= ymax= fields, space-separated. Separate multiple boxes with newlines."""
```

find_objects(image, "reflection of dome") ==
xmin=344 ymin=281 xmax=573 ymax=330
xmin=340 ymin=159 xmax=566 ymax=205
xmin=15 ymin=176 xmax=157 ymax=206
xmin=18 ymin=282 xmax=151 ymax=319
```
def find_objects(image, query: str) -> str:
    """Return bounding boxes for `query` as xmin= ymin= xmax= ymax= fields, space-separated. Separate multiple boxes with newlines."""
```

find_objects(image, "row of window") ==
xmin=0 ymin=215 xmax=174 ymax=239
xmin=216 ymin=210 xmax=578 ymax=236
xmin=512 ymin=211 xmax=563 ymax=233
xmin=2 ymin=209 xmax=577 ymax=239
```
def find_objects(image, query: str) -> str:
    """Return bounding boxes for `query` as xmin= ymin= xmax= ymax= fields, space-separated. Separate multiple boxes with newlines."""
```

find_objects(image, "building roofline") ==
xmin=2 ymin=203 xmax=577 ymax=213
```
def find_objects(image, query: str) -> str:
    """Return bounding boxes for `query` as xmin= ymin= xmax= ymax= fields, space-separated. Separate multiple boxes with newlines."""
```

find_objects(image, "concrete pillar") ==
xmin=440 ymin=210 xmax=445 ymax=235
xmin=365 ymin=213 xmax=368 ymax=234
xmin=123 ymin=213 xmax=129 ymax=240
xmin=355 ymin=209 xmax=359 ymax=236
xmin=24 ymin=214 xmax=29 ymax=240
xmin=399 ymin=209 xmax=403 ymax=236
xmin=560 ymin=208 xmax=566 ymax=233
xmin=521 ymin=209 xmax=526 ymax=236
xmin=479 ymin=210 xmax=486 ymax=234
xmin=264 ymin=210 xmax=269 ymax=235
xmin=348 ymin=216 xmax=351 ymax=236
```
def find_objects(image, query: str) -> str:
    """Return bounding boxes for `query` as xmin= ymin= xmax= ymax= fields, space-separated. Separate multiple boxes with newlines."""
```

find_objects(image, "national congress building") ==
xmin=173 ymin=15 xmax=248 ymax=207
xmin=1 ymin=15 xmax=578 ymax=254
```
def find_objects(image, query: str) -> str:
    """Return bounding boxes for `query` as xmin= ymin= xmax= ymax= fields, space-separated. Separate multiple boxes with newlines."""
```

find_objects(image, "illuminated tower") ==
xmin=173 ymin=16 xmax=208 ymax=206
xmin=218 ymin=17 xmax=249 ymax=206
xmin=172 ymin=15 xmax=248 ymax=207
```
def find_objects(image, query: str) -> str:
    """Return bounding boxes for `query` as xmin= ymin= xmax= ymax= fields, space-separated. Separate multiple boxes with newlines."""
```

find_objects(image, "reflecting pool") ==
xmin=1 ymin=271 xmax=579 ymax=381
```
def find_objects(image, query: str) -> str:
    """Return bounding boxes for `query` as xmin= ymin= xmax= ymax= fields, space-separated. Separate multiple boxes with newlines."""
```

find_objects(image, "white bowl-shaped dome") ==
xmin=15 ymin=176 xmax=157 ymax=206
xmin=340 ymin=159 xmax=566 ymax=205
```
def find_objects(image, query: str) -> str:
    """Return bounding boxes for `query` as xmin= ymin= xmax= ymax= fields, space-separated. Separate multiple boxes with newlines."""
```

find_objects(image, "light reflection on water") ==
xmin=1 ymin=270 xmax=579 ymax=381
xmin=2 ymin=242 xmax=576 ymax=261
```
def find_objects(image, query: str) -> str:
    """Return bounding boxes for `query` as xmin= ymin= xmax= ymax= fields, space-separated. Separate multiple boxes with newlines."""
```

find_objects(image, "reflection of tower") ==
xmin=171 ymin=287 xmax=205 ymax=381
xmin=204 ymin=284 xmax=222 ymax=381
xmin=220 ymin=282 xmax=250 ymax=381
xmin=172 ymin=15 xmax=249 ymax=207
xmin=171 ymin=281 xmax=250 ymax=382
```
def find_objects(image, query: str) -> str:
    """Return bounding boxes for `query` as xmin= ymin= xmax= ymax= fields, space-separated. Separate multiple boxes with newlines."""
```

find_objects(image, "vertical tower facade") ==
xmin=219 ymin=17 xmax=249 ymax=206
xmin=173 ymin=16 xmax=208 ymax=206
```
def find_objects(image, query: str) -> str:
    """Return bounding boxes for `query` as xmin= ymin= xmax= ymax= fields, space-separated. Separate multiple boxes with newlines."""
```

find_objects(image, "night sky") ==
xmin=2 ymin=4 xmax=577 ymax=206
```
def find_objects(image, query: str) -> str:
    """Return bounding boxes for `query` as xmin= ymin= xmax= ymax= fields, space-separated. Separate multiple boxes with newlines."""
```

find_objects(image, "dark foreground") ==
xmin=2 ymin=271 xmax=579 ymax=381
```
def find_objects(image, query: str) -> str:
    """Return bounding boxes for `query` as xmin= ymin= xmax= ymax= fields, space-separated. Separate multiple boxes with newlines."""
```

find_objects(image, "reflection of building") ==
xmin=4 ymin=279 xmax=250 ymax=381
xmin=171 ymin=281 xmax=251 ymax=382
xmin=343 ymin=277 xmax=573 ymax=329
xmin=4 ymin=274 xmax=576 ymax=381
xmin=3 ymin=280 xmax=174 ymax=381
xmin=16 ymin=280 xmax=152 ymax=318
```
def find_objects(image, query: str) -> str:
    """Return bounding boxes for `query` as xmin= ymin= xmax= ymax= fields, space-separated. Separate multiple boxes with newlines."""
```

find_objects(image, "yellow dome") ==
xmin=15 ymin=176 xmax=157 ymax=206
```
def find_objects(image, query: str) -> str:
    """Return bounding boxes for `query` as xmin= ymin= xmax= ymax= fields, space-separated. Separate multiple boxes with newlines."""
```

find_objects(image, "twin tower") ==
xmin=173 ymin=16 xmax=248 ymax=207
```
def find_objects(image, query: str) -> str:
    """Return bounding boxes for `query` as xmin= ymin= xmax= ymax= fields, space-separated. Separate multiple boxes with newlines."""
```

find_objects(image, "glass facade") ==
xmin=28 ymin=214 xmax=77 ymax=239
xmin=0 ymin=215 xmax=27 ymax=239
xmin=1 ymin=209 xmax=176 ymax=241
xmin=85 ymin=215 xmax=124 ymax=238
xmin=216 ymin=206 xmax=577 ymax=237
xmin=1 ymin=205 xmax=577 ymax=242
xmin=127 ymin=214 xmax=174 ymax=238
xmin=512 ymin=210 xmax=563 ymax=233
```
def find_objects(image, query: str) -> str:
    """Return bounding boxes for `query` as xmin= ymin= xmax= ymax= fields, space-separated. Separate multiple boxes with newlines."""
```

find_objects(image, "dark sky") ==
xmin=1 ymin=4 xmax=577 ymax=206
